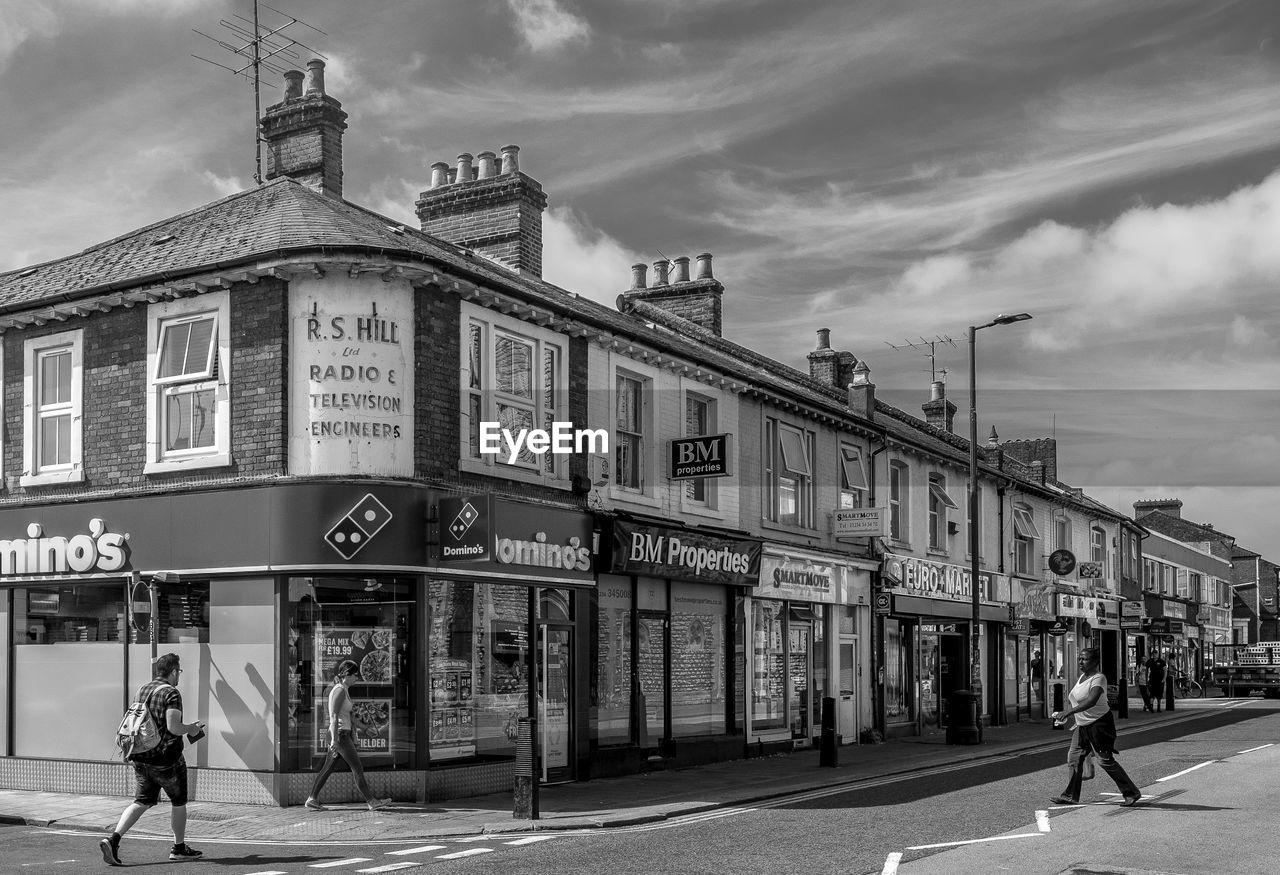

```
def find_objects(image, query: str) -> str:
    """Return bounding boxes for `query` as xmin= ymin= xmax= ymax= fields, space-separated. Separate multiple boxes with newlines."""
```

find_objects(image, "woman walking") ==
xmin=1050 ymin=647 xmax=1142 ymax=807
xmin=304 ymin=660 xmax=391 ymax=812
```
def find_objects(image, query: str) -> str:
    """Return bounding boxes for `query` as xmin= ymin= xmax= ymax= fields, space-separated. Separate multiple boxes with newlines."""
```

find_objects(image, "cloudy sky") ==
xmin=2 ymin=0 xmax=1278 ymax=555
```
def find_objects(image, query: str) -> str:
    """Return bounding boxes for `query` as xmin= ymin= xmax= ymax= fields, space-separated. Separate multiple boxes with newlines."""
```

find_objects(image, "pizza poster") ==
xmin=313 ymin=696 xmax=392 ymax=753
xmin=315 ymin=626 xmax=395 ymax=685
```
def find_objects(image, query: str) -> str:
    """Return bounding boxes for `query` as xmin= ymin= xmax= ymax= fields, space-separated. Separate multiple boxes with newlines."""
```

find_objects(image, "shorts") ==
xmin=132 ymin=759 xmax=188 ymax=807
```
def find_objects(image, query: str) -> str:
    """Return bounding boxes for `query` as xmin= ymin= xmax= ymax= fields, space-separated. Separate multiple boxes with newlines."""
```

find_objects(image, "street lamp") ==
xmin=967 ymin=312 xmax=1031 ymax=739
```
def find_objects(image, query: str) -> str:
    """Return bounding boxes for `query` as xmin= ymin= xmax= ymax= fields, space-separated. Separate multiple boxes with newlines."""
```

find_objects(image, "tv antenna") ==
xmin=883 ymin=335 xmax=957 ymax=383
xmin=193 ymin=1 xmax=328 ymax=185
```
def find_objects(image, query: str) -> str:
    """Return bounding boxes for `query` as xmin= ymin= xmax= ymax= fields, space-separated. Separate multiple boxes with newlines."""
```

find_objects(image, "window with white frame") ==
xmin=1054 ymin=515 xmax=1072 ymax=551
xmin=146 ymin=294 xmax=230 ymax=473
xmin=888 ymin=461 xmax=909 ymax=542
xmin=615 ymin=373 xmax=646 ymax=490
xmin=764 ymin=418 xmax=814 ymax=527
xmin=683 ymin=393 xmax=715 ymax=505
xmin=1189 ymin=571 xmax=1203 ymax=600
xmin=1090 ymin=526 xmax=1106 ymax=564
xmin=838 ymin=443 xmax=867 ymax=509
xmin=462 ymin=310 xmax=565 ymax=477
xmin=1012 ymin=503 xmax=1039 ymax=576
xmin=927 ymin=473 xmax=957 ymax=549
xmin=23 ymin=330 xmax=84 ymax=486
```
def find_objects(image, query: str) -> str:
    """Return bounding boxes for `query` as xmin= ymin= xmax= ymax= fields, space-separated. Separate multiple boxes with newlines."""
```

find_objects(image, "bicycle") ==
xmin=1173 ymin=672 xmax=1204 ymax=699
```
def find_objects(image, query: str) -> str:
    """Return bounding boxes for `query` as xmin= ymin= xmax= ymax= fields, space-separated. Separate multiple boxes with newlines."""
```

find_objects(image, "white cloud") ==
xmin=540 ymin=206 xmax=638 ymax=306
xmin=507 ymin=0 xmax=590 ymax=53
xmin=0 ymin=2 xmax=58 ymax=70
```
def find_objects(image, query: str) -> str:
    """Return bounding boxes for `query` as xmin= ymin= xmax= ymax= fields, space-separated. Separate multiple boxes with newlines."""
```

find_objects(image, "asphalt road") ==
xmin=8 ymin=698 xmax=1276 ymax=875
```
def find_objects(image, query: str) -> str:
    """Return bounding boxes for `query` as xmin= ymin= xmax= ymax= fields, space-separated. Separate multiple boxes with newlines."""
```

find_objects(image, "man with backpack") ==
xmin=100 ymin=653 xmax=205 ymax=866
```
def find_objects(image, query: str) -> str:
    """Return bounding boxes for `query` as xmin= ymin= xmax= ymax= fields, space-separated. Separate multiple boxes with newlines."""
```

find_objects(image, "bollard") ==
xmin=513 ymin=717 xmax=538 ymax=820
xmin=1165 ymin=675 xmax=1175 ymax=712
xmin=819 ymin=696 xmax=838 ymax=767
xmin=946 ymin=690 xmax=981 ymax=745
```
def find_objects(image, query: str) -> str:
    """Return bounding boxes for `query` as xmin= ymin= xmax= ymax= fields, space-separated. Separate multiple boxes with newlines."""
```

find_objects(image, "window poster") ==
xmin=315 ymin=626 xmax=395 ymax=685
xmin=313 ymin=696 xmax=392 ymax=754
xmin=429 ymin=669 xmax=477 ymax=759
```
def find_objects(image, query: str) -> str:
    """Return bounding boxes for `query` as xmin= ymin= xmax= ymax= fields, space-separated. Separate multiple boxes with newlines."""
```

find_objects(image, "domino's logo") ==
xmin=449 ymin=502 xmax=480 ymax=540
xmin=438 ymin=495 xmax=491 ymax=562
xmin=325 ymin=494 xmax=393 ymax=560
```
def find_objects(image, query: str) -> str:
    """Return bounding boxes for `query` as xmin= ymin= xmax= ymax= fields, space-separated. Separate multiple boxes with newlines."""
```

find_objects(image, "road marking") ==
xmin=881 ymin=851 xmax=902 ymax=874
xmin=907 ymin=832 xmax=1044 ymax=850
xmin=1035 ymin=810 xmax=1050 ymax=832
xmin=506 ymin=836 xmax=557 ymax=845
xmin=1157 ymin=761 xmax=1214 ymax=781
xmin=436 ymin=848 xmax=494 ymax=860
xmin=311 ymin=860 xmax=373 ymax=868
xmin=242 ymin=871 xmax=288 ymax=874
xmin=385 ymin=846 xmax=446 ymax=855
xmin=356 ymin=864 xmax=422 ymax=873
xmin=1238 ymin=743 xmax=1274 ymax=754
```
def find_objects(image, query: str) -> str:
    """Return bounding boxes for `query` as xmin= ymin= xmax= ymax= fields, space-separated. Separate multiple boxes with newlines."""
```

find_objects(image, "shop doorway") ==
xmin=919 ymin=625 xmax=964 ymax=730
xmin=838 ymin=634 xmax=859 ymax=744
xmin=789 ymin=620 xmax=812 ymax=745
xmin=537 ymin=623 xmax=573 ymax=783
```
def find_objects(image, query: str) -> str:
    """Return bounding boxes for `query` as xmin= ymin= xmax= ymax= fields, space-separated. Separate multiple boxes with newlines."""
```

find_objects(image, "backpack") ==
xmin=115 ymin=684 xmax=167 ymax=762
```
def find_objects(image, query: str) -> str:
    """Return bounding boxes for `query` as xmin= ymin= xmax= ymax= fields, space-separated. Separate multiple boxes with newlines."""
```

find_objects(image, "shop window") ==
xmin=596 ymin=577 xmax=633 ymax=746
xmin=146 ymin=292 xmax=231 ymax=473
xmin=1012 ymin=503 xmax=1039 ymax=576
xmin=288 ymin=577 xmax=416 ymax=771
xmin=671 ymin=582 xmax=727 ymax=738
xmin=838 ymin=444 xmax=867 ymax=509
xmin=927 ymin=473 xmax=957 ymax=550
xmin=615 ymin=372 xmax=647 ymax=490
xmin=888 ymin=461 xmax=909 ymax=542
xmin=128 ymin=579 xmax=211 ymax=645
xmin=765 ymin=418 xmax=815 ymax=528
xmin=751 ymin=599 xmax=786 ymax=731
xmin=883 ymin=618 xmax=909 ymax=723
xmin=22 ymin=329 xmax=84 ymax=486
xmin=14 ymin=582 xmax=125 ymax=645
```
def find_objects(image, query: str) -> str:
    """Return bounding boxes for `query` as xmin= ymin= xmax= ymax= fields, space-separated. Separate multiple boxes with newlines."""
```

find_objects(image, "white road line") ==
xmin=435 ymin=848 xmax=494 ymax=860
xmin=907 ymin=832 xmax=1044 ymax=851
xmin=310 ymin=859 xmax=373 ymax=868
xmin=505 ymin=836 xmax=557 ymax=845
xmin=1156 ymin=761 xmax=1214 ymax=782
xmin=242 ymin=871 xmax=288 ymax=875
xmin=1035 ymin=810 xmax=1050 ymax=832
xmin=385 ymin=845 xmax=446 ymax=855
xmin=881 ymin=851 xmax=902 ymax=875
xmin=356 ymin=864 xmax=423 ymax=873
xmin=1238 ymin=743 xmax=1274 ymax=754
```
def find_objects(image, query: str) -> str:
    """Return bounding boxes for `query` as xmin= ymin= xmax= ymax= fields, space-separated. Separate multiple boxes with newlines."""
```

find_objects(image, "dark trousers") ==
xmin=308 ymin=729 xmax=373 ymax=802
xmin=1060 ymin=730 xmax=1140 ymax=802
xmin=1138 ymin=683 xmax=1152 ymax=711
xmin=1149 ymin=678 xmax=1165 ymax=711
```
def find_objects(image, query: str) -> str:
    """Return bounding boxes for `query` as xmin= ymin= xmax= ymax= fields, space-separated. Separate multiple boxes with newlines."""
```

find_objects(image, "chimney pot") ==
xmin=696 ymin=252 xmax=714 ymax=279
xmin=430 ymin=162 xmax=450 ymax=189
xmin=673 ymin=256 xmax=690 ymax=283
xmin=816 ymin=328 xmax=831 ymax=350
xmin=631 ymin=263 xmax=648 ymax=289
xmin=476 ymin=150 xmax=497 ymax=179
xmin=500 ymin=144 xmax=520 ymax=174
xmin=303 ymin=59 xmax=326 ymax=97
xmin=456 ymin=153 xmax=475 ymax=183
xmin=930 ymin=380 xmax=944 ymax=401
xmin=653 ymin=259 xmax=670 ymax=286
xmin=283 ymin=69 xmax=304 ymax=100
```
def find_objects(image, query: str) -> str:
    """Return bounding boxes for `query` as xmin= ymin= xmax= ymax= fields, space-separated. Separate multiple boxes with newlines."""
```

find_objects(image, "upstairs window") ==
xmin=146 ymin=293 xmax=231 ymax=473
xmin=1054 ymin=515 xmax=1072 ymax=551
xmin=1012 ymin=503 xmax=1040 ymax=576
xmin=23 ymin=330 xmax=84 ymax=486
xmin=1090 ymin=526 xmax=1106 ymax=564
xmin=927 ymin=473 xmax=957 ymax=550
xmin=838 ymin=444 xmax=867 ymax=509
xmin=615 ymin=374 xmax=646 ymax=490
xmin=683 ymin=393 xmax=715 ymax=505
xmin=764 ymin=419 xmax=814 ymax=528
xmin=888 ymin=461 xmax=909 ymax=542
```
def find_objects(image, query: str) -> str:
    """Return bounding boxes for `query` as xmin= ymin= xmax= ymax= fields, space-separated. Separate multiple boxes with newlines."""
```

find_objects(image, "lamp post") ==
xmin=967 ymin=312 xmax=1032 ymax=739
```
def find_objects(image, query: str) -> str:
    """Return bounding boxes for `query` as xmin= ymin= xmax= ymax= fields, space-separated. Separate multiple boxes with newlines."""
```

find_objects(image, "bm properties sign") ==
xmin=609 ymin=519 xmax=760 ymax=587
xmin=669 ymin=434 xmax=733 ymax=480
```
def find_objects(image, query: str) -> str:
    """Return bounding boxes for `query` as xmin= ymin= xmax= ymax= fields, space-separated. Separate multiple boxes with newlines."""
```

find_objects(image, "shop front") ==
xmin=1057 ymin=590 xmax=1125 ymax=713
xmin=877 ymin=552 xmax=1008 ymax=739
xmin=1012 ymin=579 xmax=1056 ymax=720
xmin=748 ymin=547 xmax=875 ymax=751
xmin=0 ymin=481 xmax=427 ymax=805
xmin=596 ymin=517 xmax=760 ymax=775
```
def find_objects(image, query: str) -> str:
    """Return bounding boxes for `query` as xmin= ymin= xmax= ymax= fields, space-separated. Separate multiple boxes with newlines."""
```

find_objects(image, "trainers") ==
xmin=169 ymin=843 xmax=203 ymax=861
xmin=367 ymin=797 xmax=392 ymax=811
xmin=304 ymin=797 xmax=326 ymax=811
xmin=1050 ymin=795 xmax=1078 ymax=805
xmin=99 ymin=836 xmax=122 ymax=866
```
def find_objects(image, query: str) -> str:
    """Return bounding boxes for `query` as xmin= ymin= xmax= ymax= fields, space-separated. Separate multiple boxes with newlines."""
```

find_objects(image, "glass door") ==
xmin=537 ymin=623 xmax=573 ymax=783
xmin=788 ymin=621 xmax=812 ymax=744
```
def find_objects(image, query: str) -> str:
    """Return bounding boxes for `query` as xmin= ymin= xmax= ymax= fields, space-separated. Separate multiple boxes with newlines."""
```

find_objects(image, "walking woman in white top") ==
xmin=304 ymin=660 xmax=391 ymax=812
xmin=1050 ymin=647 xmax=1142 ymax=807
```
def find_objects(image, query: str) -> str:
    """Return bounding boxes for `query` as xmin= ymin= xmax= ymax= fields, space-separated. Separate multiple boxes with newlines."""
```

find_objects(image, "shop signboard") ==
xmin=1121 ymin=600 xmax=1143 ymax=630
xmin=1014 ymin=581 xmax=1056 ymax=622
xmin=874 ymin=592 xmax=891 ymax=615
xmin=609 ymin=519 xmax=761 ymax=587
xmin=882 ymin=552 xmax=993 ymax=604
xmin=669 ymin=434 xmax=733 ymax=480
xmin=435 ymin=496 xmax=597 ymax=585
xmin=756 ymin=552 xmax=843 ymax=604
xmin=833 ymin=507 xmax=885 ymax=539
xmin=1163 ymin=600 xmax=1187 ymax=620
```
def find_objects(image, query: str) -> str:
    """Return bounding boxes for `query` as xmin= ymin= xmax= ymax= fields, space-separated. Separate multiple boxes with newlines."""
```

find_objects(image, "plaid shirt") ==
xmin=134 ymin=680 xmax=183 ymax=765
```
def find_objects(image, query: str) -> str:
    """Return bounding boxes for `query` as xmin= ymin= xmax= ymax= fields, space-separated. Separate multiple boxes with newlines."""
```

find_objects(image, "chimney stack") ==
xmin=999 ymin=438 xmax=1058 ymax=482
xmin=922 ymin=379 xmax=957 ymax=432
xmin=1133 ymin=498 xmax=1183 ymax=520
xmin=415 ymin=143 xmax=548 ymax=277
xmin=807 ymin=328 xmax=859 ymax=388
xmin=846 ymin=361 xmax=875 ymax=421
xmin=615 ymin=252 xmax=725 ymax=335
xmin=260 ymin=59 xmax=349 ymax=198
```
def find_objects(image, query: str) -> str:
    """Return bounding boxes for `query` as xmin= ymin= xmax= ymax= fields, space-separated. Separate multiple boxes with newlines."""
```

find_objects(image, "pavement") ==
xmin=0 ymin=699 xmax=1207 ymax=844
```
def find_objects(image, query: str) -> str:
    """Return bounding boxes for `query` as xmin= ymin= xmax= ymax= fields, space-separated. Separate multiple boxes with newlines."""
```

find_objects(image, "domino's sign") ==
xmin=324 ymin=494 xmax=394 ymax=560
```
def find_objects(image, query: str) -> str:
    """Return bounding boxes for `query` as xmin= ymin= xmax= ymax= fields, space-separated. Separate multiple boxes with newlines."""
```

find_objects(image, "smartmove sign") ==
xmin=669 ymin=434 xmax=733 ymax=480
xmin=609 ymin=519 xmax=760 ymax=587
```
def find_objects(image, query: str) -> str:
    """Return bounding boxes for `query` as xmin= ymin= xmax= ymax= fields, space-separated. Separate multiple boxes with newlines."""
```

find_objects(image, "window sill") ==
xmin=457 ymin=456 xmax=569 ymax=490
xmin=20 ymin=468 xmax=86 ymax=488
xmin=760 ymin=518 xmax=819 ymax=537
xmin=680 ymin=501 xmax=725 ymax=523
xmin=926 ymin=547 xmax=950 ymax=559
xmin=145 ymin=453 xmax=232 ymax=475
xmin=608 ymin=487 xmax=660 ymax=509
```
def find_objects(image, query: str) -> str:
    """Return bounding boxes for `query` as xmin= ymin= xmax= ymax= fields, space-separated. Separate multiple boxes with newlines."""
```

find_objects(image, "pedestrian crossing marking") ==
xmin=435 ymin=847 xmax=494 ymax=860
xmin=506 ymin=835 xmax=557 ymax=845
xmin=386 ymin=845 xmax=446 ymax=855
xmin=242 ymin=871 xmax=288 ymax=874
xmin=356 ymin=864 xmax=422 ymax=873
xmin=311 ymin=859 xmax=373 ymax=868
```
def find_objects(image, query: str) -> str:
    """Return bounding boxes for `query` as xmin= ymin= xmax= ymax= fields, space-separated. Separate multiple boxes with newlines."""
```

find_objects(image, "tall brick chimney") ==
xmin=999 ymin=438 xmax=1058 ymax=482
xmin=260 ymin=60 xmax=348 ymax=199
xmin=1133 ymin=498 xmax=1183 ymax=519
xmin=921 ymin=380 xmax=957 ymax=432
xmin=415 ymin=144 xmax=548 ymax=277
xmin=616 ymin=252 xmax=725 ymax=335
xmin=806 ymin=328 xmax=860 ymax=388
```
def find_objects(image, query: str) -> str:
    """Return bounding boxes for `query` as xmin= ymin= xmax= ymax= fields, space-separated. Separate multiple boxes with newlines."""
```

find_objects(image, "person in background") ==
xmin=1136 ymin=658 xmax=1153 ymax=712
xmin=100 ymin=653 xmax=205 ymax=866
xmin=304 ymin=660 xmax=391 ymax=812
xmin=1050 ymin=647 xmax=1142 ymax=807
xmin=1145 ymin=650 xmax=1168 ymax=712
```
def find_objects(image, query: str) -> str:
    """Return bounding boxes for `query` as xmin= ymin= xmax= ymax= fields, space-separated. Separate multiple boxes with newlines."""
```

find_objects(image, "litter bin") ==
xmin=946 ymin=690 xmax=981 ymax=745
